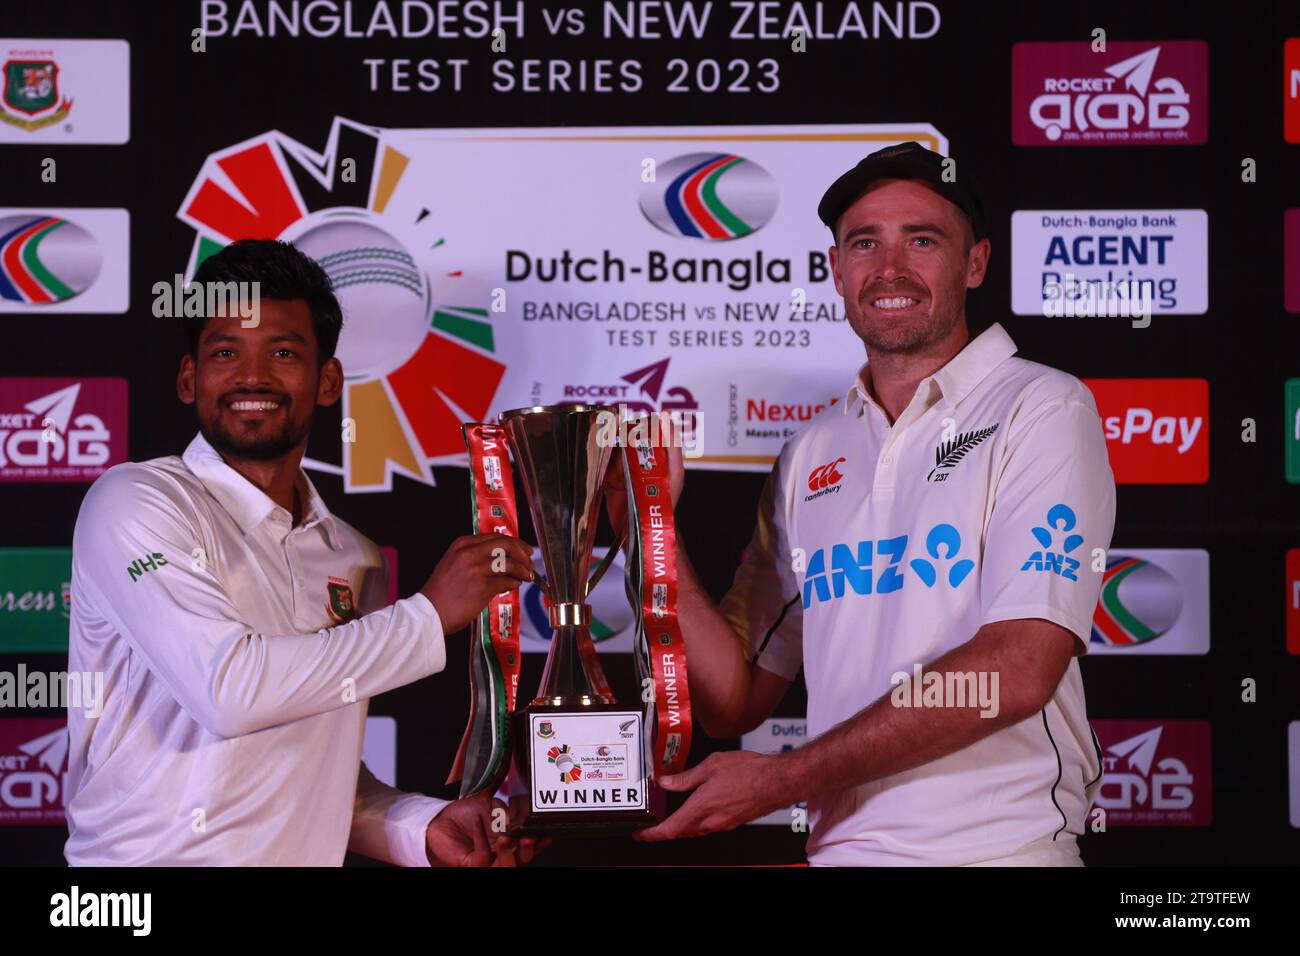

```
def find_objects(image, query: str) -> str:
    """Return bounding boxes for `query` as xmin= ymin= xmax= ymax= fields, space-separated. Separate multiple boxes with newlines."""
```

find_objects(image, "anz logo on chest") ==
xmin=801 ymin=503 xmax=1085 ymax=608
xmin=801 ymin=523 xmax=975 ymax=608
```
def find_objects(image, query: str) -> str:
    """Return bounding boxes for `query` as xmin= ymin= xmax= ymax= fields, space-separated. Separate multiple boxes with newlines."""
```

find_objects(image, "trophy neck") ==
xmin=534 ymin=625 xmax=615 ymax=706
xmin=500 ymin=405 xmax=615 ymax=605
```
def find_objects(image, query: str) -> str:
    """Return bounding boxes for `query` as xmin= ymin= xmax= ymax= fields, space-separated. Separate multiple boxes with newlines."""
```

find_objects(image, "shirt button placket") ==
xmin=283 ymin=526 xmax=305 ymax=619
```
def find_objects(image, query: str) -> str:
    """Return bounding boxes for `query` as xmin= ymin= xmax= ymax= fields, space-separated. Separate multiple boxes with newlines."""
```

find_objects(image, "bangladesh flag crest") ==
xmin=325 ymin=577 xmax=356 ymax=623
xmin=2 ymin=59 xmax=72 ymax=130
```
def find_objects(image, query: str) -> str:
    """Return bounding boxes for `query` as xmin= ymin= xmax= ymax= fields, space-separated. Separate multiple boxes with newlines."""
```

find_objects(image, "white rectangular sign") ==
xmin=1012 ymin=209 xmax=1208 ymax=316
xmin=529 ymin=711 xmax=647 ymax=813
xmin=1088 ymin=548 xmax=1210 ymax=655
xmin=0 ymin=208 xmax=129 ymax=313
xmin=0 ymin=39 xmax=129 ymax=144
xmin=379 ymin=122 xmax=948 ymax=472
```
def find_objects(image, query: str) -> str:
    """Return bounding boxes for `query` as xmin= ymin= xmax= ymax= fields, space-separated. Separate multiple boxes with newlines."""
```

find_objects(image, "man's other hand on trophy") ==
xmin=602 ymin=411 xmax=687 ymax=536
xmin=420 ymin=532 xmax=536 ymax=633
xmin=424 ymin=791 xmax=548 ymax=867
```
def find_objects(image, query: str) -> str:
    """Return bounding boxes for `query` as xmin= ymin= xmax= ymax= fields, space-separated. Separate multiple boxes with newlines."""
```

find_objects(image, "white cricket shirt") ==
xmin=721 ymin=322 xmax=1115 ymax=866
xmin=65 ymin=432 xmax=449 ymax=866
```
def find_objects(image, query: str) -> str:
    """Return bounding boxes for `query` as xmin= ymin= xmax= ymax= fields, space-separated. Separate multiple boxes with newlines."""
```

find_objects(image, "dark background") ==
xmin=1 ymin=0 xmax=1297 ymax=866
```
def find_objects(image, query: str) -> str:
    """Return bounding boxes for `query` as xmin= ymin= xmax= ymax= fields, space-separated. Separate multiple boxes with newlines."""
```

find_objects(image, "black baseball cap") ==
xmin=817 ymin=141 xmax=987 ymax=243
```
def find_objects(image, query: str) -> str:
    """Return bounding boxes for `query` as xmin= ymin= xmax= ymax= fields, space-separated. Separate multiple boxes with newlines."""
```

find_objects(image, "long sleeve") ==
xmin=349 ymin=761 xmax=450 ymax=867
xmin=71 ymin=464 xmax=447 ymax=739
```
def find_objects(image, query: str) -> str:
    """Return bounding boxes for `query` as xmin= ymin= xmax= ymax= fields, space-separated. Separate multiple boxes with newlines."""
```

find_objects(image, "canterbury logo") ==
xmin=928 ymin=424 xmax=999 ymax=482
xmin=808 ymin=457 xmax=846 ymax=491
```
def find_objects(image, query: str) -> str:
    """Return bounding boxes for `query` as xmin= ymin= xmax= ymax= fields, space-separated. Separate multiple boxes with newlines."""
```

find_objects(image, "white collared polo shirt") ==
xmin=65 ymin=433 xmax=449 ymax=866
xmin=721 ymin=322 xmax=1115 ymax=866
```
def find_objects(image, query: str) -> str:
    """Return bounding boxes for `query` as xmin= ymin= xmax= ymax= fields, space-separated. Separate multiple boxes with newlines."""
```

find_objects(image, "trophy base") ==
xmin=509 ymin=704 xmax=656 ymax=837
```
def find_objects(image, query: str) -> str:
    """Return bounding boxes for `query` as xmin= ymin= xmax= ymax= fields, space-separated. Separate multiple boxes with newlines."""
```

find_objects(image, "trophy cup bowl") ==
xmin=500 ymin=403 xmax=654 ymax=835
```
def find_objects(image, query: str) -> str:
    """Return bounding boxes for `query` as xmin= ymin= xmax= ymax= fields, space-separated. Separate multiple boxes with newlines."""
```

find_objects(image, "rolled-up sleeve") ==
xmin=349 ymin=762 xmax=450 ymax=867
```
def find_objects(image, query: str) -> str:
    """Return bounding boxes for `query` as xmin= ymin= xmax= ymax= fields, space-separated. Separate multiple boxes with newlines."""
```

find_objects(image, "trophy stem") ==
xmin=535 ymin=625 xmax=615 ymax=706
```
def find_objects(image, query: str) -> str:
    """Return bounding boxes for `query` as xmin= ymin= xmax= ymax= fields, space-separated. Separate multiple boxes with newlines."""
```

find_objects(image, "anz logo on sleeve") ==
xmin=800 ymin=503 xmax=1084 ymax=608
xmin=1019 ymin=503 xmax=1084 ymax=581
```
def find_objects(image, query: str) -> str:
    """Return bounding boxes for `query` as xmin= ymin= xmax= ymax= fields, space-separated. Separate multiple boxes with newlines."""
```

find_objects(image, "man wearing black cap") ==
xmin=620 ymin=142 xmax=1116 ymax=865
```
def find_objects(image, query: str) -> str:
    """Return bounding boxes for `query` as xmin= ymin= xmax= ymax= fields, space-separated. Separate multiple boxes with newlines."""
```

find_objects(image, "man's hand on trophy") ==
xmin=421 ymin=533 xmax=536 ymax=633
xmin=424 ymin=793 xmax=498 ymax=866
xmin=632 ymin=751 xmax=794 ymax=842
xmin=487 ymin=796 xmax=551 ymax=866
xmin=602 ymin=411 xmax=686 ymax=536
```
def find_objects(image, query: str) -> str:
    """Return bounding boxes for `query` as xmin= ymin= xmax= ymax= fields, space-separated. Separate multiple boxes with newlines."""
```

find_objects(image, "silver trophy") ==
xmin=500 ymin=404 xmax=653 ymax=834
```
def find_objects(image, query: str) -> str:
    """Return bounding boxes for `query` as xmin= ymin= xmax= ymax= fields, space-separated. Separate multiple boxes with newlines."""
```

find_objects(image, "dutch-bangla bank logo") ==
xmin=1012 ymin=41 xmax=1208 ymax=146
xmin=0 ymin=208 xmax=128 ymax=313
xmin=178 ymin=117 xmax=508 ymax=493
xmin=1090 ymin=549 xmax=1210 ymax=654
xmin=638 ymin=153 xmax=778 ymax=239
xmin=0 ymin=215 xmax=99 ymax=304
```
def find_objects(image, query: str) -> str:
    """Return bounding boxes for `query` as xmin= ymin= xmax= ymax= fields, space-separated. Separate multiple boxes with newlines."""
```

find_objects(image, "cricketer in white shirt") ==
xmin=720 ymin=320 xmax=1113 ymax=865
xmin=629 ymin=159 xmax=1115 ymax=865
xmin=65 ymin=432 xmax=451 ymax=866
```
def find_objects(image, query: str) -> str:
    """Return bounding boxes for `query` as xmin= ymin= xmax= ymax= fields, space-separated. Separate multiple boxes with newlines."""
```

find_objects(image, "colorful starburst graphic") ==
xmin=177 ymin=117 xmax=507 ymax=492
xmin=546 ymin=744 xmax=582 ymax=784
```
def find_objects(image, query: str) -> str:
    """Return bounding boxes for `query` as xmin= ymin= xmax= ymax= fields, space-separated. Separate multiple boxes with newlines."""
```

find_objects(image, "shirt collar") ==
xmin=842 ymin=322 xmax=1019 ymax=417
xmin=181 ymin=432 xmax=340 ymax=548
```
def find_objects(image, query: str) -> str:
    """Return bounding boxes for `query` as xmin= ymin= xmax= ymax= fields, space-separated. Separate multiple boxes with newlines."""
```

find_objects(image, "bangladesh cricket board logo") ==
xmin=178 ymin=117 xmax=509 ymax=493
xmin=547 ymin=744 xmax=582 ymax=784
xmin=325 ymin=577 xmax=356 ymax=624
xmin=1 ymin=59 xmax=71 ymax=131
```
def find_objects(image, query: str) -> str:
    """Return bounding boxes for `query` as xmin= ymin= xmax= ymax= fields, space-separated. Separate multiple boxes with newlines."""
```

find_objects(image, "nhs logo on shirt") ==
xmin=1011 ymin=210 xmax=1208 ymax=317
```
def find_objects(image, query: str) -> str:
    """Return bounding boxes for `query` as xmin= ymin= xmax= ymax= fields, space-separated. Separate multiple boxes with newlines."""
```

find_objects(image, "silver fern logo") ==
xmin=928 ymin=424 xmax=999 ymax=482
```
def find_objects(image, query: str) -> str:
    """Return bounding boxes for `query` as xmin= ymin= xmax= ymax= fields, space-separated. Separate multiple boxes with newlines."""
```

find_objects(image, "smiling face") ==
xmin=176 ymin=298 xmax=342 ymax=463
xmin=829 ymin=178 xmax=990 ymax=355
